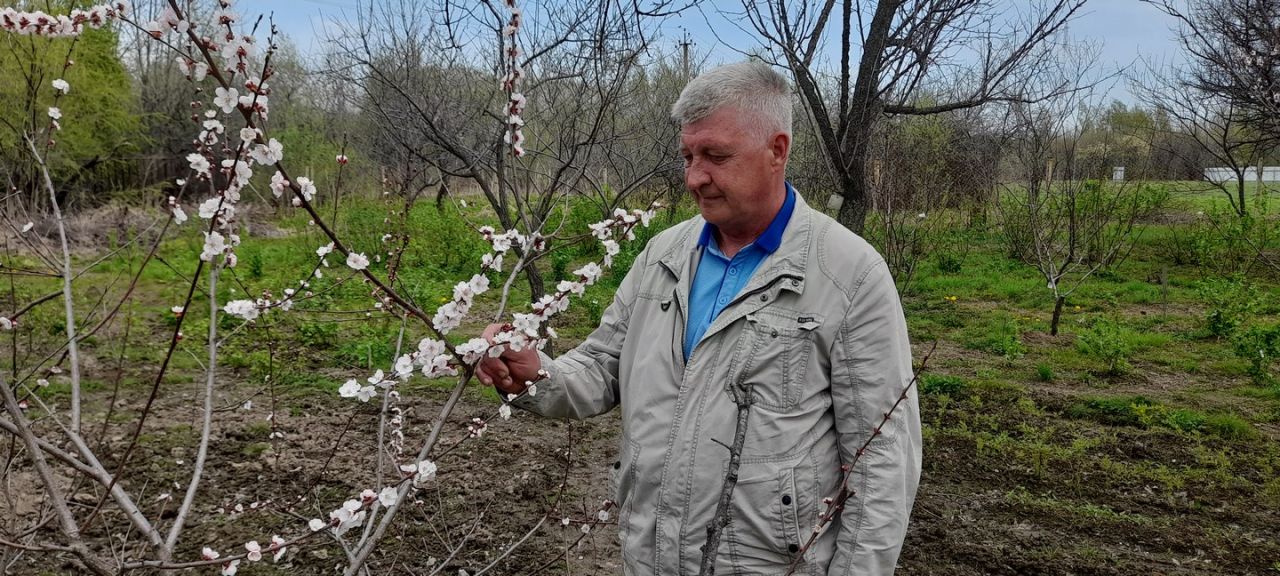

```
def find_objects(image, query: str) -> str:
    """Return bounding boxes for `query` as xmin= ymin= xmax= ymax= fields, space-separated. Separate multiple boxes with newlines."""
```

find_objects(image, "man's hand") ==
xmin=476 ymin=323 xmax=542 ymax=395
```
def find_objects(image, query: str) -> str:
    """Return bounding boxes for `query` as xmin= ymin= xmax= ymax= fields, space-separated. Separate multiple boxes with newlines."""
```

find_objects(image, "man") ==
xmin=478 ymin=61 xmax=921 ymax=575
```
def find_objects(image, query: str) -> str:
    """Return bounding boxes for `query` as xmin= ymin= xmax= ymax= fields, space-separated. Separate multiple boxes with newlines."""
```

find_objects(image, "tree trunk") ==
xmin=1050 ymin=294 xmax=1066 ymax=336
xmin=524 ymin=262 xmax=553 ymax=354
xmin=1236 ymin=172 xmax=1247 ymax=217
xmin=834 ymin=114 xmax=876 ymax=236
xmin=835 ymin=173 xmax=870 ymax=236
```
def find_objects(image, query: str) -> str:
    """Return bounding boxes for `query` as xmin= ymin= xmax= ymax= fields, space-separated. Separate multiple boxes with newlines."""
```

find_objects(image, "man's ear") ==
xmin=769 ymin=131 xmax=791 ymax=170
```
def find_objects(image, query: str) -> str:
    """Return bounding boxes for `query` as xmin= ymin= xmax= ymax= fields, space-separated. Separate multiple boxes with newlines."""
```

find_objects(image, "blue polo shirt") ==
xmin=683 ymin=183 xmax=796 ymax=360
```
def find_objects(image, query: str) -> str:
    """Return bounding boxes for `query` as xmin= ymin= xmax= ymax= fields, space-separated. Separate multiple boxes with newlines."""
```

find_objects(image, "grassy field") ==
xmin=3 ymin=181 xmax=1279 ymax=574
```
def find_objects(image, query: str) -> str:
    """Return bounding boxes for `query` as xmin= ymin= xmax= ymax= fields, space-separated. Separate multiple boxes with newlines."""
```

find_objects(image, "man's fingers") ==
xmin=476 ymin=356 xmax=510 ymax=388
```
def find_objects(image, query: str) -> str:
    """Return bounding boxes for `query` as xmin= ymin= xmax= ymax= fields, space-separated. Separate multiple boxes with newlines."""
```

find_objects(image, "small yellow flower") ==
xmin=439 ymin=296 xmax=449 ymax=303
xmin=944 ymin=295 xmax=958 ymax=302
xmin=1073 ymin=305 xmax=1082 ymax=312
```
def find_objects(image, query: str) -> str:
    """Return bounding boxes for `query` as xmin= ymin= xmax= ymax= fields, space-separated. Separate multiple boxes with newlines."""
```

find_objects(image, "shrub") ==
xmin=960 ymin=313 xmax=1025 ymax=361
xmin=1197 ymin=276 xmax=1260 ymax=339
xmin=1203 ymin=414 xmax=1258 ymax=441
xmin=1067 ymin=395 xmax=1155 ymax=427
xmin=1076 ymin=317 xmax=1134 ymax=375
xmin=935 ymin=252 xmax=963 ymax=274
xmin=1231 ymin=324 xmax=1280 ymax=386
xmin=1158 ymin=207 xmax=1275 ymax=275
xmin=920 ymin=373 xmax=967 ymax=396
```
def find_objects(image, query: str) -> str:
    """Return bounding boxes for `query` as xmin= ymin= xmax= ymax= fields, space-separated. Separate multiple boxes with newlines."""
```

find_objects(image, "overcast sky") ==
xmin=262 ymin=0 xmax=1183 ymax=104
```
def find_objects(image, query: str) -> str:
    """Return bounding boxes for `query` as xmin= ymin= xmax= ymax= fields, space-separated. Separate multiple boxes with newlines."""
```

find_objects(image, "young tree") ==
xmin=1147 ymin=0 xmax=1280 ymax=142
xmin=1135 ymin=59 xmax=1274 ymax=216
xmin=740 ymin=0 xmax=1088 ymax=234
xmin=324 ymin=0 xmax=683 ymax=303
xmin=997 ymin=75 xmax=1166 ymax=335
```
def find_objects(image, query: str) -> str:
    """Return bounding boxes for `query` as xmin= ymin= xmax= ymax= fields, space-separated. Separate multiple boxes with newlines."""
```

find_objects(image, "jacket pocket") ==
xmin=731 ymin=311 xmax=823 ymax=411
xmin=720 ymin=462 xmax=810 ymax=575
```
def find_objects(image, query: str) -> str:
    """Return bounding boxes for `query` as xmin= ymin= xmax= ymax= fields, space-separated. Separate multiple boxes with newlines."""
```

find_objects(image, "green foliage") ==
xmin=961 ymin=312 xmax=1025 ymax=361
xmin=297 ymin=321 xmax=338 ymax=349
xmin=1068 ymin=395 xmax=1154 ymax=427
xmin=1197 ymin=276 xmax=1261 ymax=339
xmin=581 ymin=296 xmax=605 ymax=327
xmin=920 ymin=373 xmax=967 ymax=396
xmin=1132 ymin=402 xmax=1203 ymax=433
xmin=1036 ymin=363 xmax=1054 ymax=382
xmin=1201 ymin=413 xmax=1258 ymax=441
xmin=550 ymin=249 xmax=573 ymax=282
xmin=0 ymin=19 xmax=144 ymax=202
xmin=1076 ymin=317 xmax=1135 ymax=375
xmin=1066 ymin=395 xmax=1255 ymax=440
xmin=935 ymin=252 xmax=964 ymax=274
xmin=1159 ymin=205 xmax=1278 ymax=274
xmin=246 ymin=248 xmax=265 ymax=280
xmin=1230 ymin=323 xmax=1280 ymax=386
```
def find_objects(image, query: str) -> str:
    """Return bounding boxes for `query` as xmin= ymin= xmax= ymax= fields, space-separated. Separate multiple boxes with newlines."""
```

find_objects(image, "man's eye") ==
xmin=708 ymin=154 xmax=729 ymax=163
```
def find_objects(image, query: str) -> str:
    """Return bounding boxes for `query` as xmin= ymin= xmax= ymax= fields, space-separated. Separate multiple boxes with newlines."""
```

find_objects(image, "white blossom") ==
xmin=223 ymin=299 xmax=260 ymax=321
xmin=186 ymin=153 xmax=210 ymax=176
xmin=394 ymin=355 xmax=414 ymax=379
xmin=456 ymin=337 xmax=490 ymax=365
xmin=269 ymin=171 xmax=289 ymax=197
xmin=51 ymin=78 xmax=69 ymax=93
xmin=213 ymin=87 xmax=239 ymax=114
xmin=244 ymin=541 xmax=262 ymax=562
xmin=295 ymin=176 xmax=317 ymax=201
xmin=414 ymin=460 xmax=438 ymax=486
xmin=250 ymin=138 xmax=283 ymax=165
xmin=200 ymin=231 xmax=225 ymax=261
xmin=575 ymin=262 xmax=603 ymax=284
xmin=346 ymin=252 xmax=370 ymax=271
xmin=198 ymin=197 xmax=222 ymax=219
xmin=270 ymin=535 xmax=286 ymax=562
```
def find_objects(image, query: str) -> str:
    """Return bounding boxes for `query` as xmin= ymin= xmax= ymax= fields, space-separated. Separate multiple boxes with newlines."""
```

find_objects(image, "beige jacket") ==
xmin=515 ymin=194 xmax=921 ymax=575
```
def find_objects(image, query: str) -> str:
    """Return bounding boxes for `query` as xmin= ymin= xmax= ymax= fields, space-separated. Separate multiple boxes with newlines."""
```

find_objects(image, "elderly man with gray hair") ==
xmin=479 ymin=60 xmax=921 ymax=575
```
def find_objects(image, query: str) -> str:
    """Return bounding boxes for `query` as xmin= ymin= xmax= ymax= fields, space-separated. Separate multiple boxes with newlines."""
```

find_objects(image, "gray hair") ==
xmin=671 ymin=60 xmax=792 ymax=140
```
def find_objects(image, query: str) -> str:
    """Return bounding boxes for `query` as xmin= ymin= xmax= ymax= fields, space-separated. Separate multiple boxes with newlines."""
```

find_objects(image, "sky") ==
xmin=261 ymin=0 xmax=1184 ymax=104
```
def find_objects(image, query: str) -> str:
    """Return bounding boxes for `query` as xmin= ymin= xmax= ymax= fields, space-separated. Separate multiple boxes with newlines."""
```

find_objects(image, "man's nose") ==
xmin=685 ymin=162 xmax=710 ymax=190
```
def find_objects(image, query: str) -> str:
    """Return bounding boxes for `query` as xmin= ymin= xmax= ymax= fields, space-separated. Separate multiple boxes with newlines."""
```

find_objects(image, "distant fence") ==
xmin=1203 ymin=166 xmax=1280 ymax=183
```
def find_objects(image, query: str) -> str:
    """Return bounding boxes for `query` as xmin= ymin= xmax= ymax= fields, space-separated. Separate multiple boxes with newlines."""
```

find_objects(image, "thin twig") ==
xmin=784 ymin=341 xmax=937 ymax=575
xmin=697 ymin=383 xmax=754 ymax=576
xmin=163 ymin=257 xmax=220 ymax=553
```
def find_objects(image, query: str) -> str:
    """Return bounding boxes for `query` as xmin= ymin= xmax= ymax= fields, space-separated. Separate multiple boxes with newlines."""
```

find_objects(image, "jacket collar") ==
xmin=696 ymin=182 xmax=796 ymax=254
xmin=658 ymin=185 xmax=813 ymax=292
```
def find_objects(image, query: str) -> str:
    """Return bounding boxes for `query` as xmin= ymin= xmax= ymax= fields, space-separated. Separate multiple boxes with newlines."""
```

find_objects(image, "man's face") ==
xmin=679 ymin=106 xmax=788 ymax=237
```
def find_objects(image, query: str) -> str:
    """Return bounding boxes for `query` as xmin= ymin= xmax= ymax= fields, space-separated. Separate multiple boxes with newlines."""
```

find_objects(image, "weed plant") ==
xmin=1076 ymin=317 xmax=1135 ymax=375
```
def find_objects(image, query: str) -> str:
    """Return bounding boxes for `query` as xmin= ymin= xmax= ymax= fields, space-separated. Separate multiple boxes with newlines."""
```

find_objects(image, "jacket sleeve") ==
xmin=826 ymin=259 xmax=922 ymax=576
xmin=509 ymin=246 xmax=648 ymax=420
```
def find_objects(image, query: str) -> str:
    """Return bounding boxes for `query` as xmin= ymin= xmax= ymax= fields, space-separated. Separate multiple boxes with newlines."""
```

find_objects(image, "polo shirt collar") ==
xmin=697 ymin=182 xmax=796 ymax=254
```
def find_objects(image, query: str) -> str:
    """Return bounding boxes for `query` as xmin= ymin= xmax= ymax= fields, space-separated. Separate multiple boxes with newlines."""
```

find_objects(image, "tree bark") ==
xmin=1050 ymin=294 xmax=1066 ymax=336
